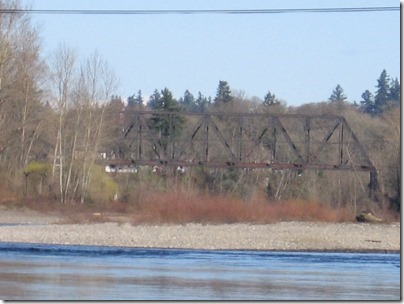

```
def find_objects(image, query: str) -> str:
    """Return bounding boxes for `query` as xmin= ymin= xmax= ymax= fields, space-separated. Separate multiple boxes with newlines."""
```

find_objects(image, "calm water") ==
xmin=0 ymin=242 xmax=400 ymax=300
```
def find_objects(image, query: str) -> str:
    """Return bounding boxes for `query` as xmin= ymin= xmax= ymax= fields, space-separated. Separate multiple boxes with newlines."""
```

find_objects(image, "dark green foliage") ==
xmin=360 ymin=90 xmax=375 ymax=114
xmin=195 ymin=92 xmax=210 ymax=113
xmin=374 ymin=69 xmax=390 ymax=114
xmin=329 ymin=84 xmax=347 ymax=102
xmin=148 ymin=88 xmax=186 ymax=154
xmin=179 ymin=90 xmax=198 ymax=112
xmin=214 ymin=80 xmax=233 ymax=105
xmin=360 ymin=70 xmax=400 ymax=115
xmin=148 ymin=87 xmax=183 ymax=112
xmin=148 ymin=89 xmax=162 ymax=110
xmin=388 ymin=78 xmax=400 ymax=108
xmin=128 ymin=90 xmax=143 ymax=107
xmin=105 ymin=96 xmax=127 ymax=159
xmin=263 ymin=91 xmax=278 ymax=106
xmin=178 ymin=90 xmax=210 ymax=113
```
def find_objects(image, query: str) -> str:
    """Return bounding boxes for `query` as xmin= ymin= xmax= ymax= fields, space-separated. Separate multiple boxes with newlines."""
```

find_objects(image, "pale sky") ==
xmin=23 ymin=0 xmax=400 ymax=106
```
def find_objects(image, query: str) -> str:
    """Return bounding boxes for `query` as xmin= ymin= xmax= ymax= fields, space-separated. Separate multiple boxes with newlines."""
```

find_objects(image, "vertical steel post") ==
xmin=271 ymin=116 xmax=277 ymax=163
xmin=305 ymin=117 xmax=310 ymax=163
xmin=339 ymin=119 xmax=344 ymax=165
xmin=369 ymin=170 xmax=379 ymax=202
xmin=169 ymin=113 xmax=174 ymax=161
xmin=137 ymin=114 xmax=142 ymax=161
xmin=238 ymin=114 xmax=243 ymax=162
xmin=205 ymin=114 xmax=209 ymax=163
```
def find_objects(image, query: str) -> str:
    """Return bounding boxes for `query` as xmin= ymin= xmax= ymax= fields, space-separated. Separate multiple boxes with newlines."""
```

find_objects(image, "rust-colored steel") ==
xmin=103 ymin=110 xmax=379 ymax=199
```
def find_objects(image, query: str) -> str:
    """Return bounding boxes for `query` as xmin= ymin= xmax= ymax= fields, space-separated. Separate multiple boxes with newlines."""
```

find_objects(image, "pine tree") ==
xmin=263 ymin=91 xmax=277 ymax=106
xmin=214 ymin=81 xmax=233 ymax=105
xmin=127 ymin=94 xmax=136 ymax=107
xmin=179 ymin=90 xmax=197 ymax=112
xmin=360 ymin=90 xmax=375 ymax=115
xmin=388 ymin=78 xmax=400 ymax=107
xmin=148 ymin=89 xmax=161 ymax=110
xmin=328 ymin=84 xmax=347 ymax=102
xmin=195 ymin=92 xmax=209 ymax=113
xmin=135 ymin=89 xmax=143 ymax=106
xmin=152 ymin=88 xmax=183 ymax=112
xmin=374 ymin=69 xmax=390 ymax=114
xmin=148 ymin=88 xmax=186 ymax=154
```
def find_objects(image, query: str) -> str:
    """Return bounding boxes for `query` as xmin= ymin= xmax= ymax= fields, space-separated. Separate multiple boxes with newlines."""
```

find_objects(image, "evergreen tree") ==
xmin=127 ymin=94 xmax=136 ymax=107
xmin=360 ymin=90 xmax=375 ymax=114
xmin=135 ymin=89 xmax=143 ymax=106
xmin=179 ymin=90 xmax=197 ymax=112
xmin=263 ymin=91 xmax=277 ymax=106
xmin=148 ymin=88 xmax=186 ymax=155
xmin=149 ymin=88 xmax=183 ymax=112
xmin=214 ymin=80 xmax=233 ymax=105
xmin=360 ymin=70 xmax=400 ymax=115
xmin=388 ymin=78 xmax=400 ymax=107
xmin=148 ymin=89 xmax=161 ymax=110
xmin=374 ymin=69 xmax=390 ymax=114
xmin=127 ymin=90 xmax=143 ymax=107
xmin=328 ymin=84 xmax=347 ymax=102
xmin=195 ymin=92 xmax=209 ymax=113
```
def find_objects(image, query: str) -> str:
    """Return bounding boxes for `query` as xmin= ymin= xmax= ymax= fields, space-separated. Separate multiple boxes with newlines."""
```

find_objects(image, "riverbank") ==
xmin=0 ymin=208 xmax=400 ymax=252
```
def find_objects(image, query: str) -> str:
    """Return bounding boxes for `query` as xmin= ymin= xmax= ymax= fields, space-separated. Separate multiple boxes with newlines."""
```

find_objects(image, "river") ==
xmin=0 ymin=242 xmax=400 ymax=300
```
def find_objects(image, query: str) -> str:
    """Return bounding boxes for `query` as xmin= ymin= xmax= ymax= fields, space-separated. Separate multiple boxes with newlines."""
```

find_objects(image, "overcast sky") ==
xmin=23 ymin=0 xmax=400 ymax=106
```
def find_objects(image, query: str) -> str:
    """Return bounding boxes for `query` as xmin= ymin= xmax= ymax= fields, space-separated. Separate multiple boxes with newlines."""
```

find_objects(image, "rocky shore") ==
xmin=0 ymin=208 xmax=400 ymax=252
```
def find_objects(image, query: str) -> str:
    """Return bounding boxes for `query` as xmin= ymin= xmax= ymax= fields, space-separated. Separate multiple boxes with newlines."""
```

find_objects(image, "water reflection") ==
xmin=0 ymin=244 xmax=400 ymax=300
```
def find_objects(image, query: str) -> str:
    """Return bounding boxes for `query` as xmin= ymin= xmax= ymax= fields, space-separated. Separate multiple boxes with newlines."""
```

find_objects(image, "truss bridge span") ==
xmin=103 ymin=111 xmax=379 ymax=200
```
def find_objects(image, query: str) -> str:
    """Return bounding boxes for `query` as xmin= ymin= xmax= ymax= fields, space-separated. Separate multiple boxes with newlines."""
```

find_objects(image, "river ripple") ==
xmin=0 ymin=242 xmax=400 ymax=300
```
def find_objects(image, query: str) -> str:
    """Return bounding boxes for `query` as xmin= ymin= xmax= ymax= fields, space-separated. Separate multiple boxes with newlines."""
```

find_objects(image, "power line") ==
xmin=0 ymin=7 xmax=399 ymax=15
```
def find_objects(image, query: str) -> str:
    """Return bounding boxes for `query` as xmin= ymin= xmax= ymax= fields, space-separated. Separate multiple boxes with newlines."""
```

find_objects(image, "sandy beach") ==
xmin=0 ymin=208 xmax=400 ymax=252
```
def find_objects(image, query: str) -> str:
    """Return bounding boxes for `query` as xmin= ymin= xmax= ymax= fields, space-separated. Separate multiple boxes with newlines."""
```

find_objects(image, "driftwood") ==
xmin=356 ymin=212 xmax=383 ymax=223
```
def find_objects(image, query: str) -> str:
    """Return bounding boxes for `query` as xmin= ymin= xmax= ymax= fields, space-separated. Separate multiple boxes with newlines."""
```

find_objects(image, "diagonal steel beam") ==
xmin=311 ymin=118 xmax=341 ymax=162
xmin=207 ymin=115 xmax=238 ymax=163
xmin=172 ymin=115 xmax=205 ymax=161
xmin=273 ymin=116 xmax=305 ymax=164
xmin=340 ymin=117 xmax=375 ymax=170
xmin=142 ymin=114 xmax=167 ymax=160
xmin=243 ymin=125 xmax=269 ymax=159
xmin=120 ymin=111 xmax=376 ymax=173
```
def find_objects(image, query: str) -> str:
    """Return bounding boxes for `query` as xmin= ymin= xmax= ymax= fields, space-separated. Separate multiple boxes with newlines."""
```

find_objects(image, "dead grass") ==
xmin=130 ymin=190 xmax=354 ymax=224
xmin=6 ymin=188 xmax=398 ymax=225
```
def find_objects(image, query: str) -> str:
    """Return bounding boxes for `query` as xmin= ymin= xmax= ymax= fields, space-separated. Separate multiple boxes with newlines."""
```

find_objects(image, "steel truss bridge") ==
xmin=106 ymin=111 xmax=378 ymax=199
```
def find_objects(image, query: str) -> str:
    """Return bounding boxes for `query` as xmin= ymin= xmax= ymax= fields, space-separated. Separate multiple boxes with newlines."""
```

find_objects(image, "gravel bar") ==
xmin=0 ymin=209 xmax=400 ymax=252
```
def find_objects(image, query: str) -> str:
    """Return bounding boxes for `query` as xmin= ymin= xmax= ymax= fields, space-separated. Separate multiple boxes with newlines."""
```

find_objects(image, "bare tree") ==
xmin=77 ymin=52 xmax=118 ymax=203
xmin=0 ymin=0 xmax=47 ymax=176
xmin=49 ymin=45 xmax=77 ymax=203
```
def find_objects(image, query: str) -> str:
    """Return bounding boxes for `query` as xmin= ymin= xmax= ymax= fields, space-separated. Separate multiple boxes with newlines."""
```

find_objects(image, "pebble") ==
xmin=0 ymin=209 xmax=399 ymax=252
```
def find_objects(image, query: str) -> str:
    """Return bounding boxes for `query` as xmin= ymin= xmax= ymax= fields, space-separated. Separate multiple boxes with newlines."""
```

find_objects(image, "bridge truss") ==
xmin=108 ymin=111 xmax=378 ymax=199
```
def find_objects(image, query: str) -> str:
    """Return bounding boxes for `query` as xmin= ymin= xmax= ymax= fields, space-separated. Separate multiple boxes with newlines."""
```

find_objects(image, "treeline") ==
xmin=0 ymin=1 xmax=400 ymax=215
xmin=126 ymin=72 xmax=401 ymax=118
xmin=328 ymin=71 xmax=400 ymax=116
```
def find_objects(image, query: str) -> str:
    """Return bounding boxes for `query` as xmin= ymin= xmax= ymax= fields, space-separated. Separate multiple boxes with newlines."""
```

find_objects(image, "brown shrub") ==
xmin=131 ymin=189 xmax=354 ymax=224
xmin=3 ymin=186 xmax=372 ymax=225
xmin=267 ymin=199 xmax=352 ymax=222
